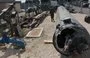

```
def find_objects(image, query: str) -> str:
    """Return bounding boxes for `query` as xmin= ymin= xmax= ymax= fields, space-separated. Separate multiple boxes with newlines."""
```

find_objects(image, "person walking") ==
xmin=50 ymin=8 xmax=55 ymax=22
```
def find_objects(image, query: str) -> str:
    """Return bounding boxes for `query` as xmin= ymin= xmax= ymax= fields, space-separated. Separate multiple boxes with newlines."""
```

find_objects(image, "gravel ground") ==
xmin=0 ymin=12 xmax=90 ymax=58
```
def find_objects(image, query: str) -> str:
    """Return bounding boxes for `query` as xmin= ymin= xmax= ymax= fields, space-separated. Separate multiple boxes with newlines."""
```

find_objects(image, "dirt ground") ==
xmin=0 ymin=13 xmax=90 ymax=58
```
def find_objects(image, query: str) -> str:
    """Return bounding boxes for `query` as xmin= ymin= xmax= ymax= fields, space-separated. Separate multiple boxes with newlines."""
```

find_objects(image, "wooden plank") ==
xmin=25 ymin=28 xmax=43 ymax=38
xmin=44 ymin=40 xmax=53 ymax=44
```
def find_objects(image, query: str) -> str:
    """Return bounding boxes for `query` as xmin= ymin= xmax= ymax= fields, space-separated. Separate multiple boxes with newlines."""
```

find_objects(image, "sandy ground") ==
xmin=0 ymin=13 xmax=90 ymax=58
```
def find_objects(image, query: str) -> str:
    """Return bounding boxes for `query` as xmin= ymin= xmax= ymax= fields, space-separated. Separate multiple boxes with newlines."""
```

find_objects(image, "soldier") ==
xmin=50 ymin=8 xmax=55 ymax=22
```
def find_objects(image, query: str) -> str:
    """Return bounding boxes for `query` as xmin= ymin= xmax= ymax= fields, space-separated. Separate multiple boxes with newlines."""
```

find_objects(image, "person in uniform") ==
xmin=50 ymin=8 xmax=55 ymax=22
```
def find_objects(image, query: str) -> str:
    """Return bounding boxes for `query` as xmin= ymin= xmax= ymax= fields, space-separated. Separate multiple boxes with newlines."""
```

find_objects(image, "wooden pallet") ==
xmin=25 ymin=28 xmax=43 ymax=38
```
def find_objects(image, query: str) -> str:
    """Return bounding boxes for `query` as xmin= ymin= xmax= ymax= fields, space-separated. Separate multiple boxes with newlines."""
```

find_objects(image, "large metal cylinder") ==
xmin=53 ymin=6 xmax=90 ymax=56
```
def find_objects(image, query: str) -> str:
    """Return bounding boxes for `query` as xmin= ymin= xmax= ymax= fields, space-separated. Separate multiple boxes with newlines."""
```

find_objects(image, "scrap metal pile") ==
xmin=0 ymin=3 xmax=20 ymax=37
xmin=21 ymin=11 xmax=47 ymax=29
xmin=0 ymin=3 xmax=25 ymax=50
xmin=0 ymin=2 xmax=48 ymax=50
xmin=53 ymin=6 xmax=90 ymax=56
